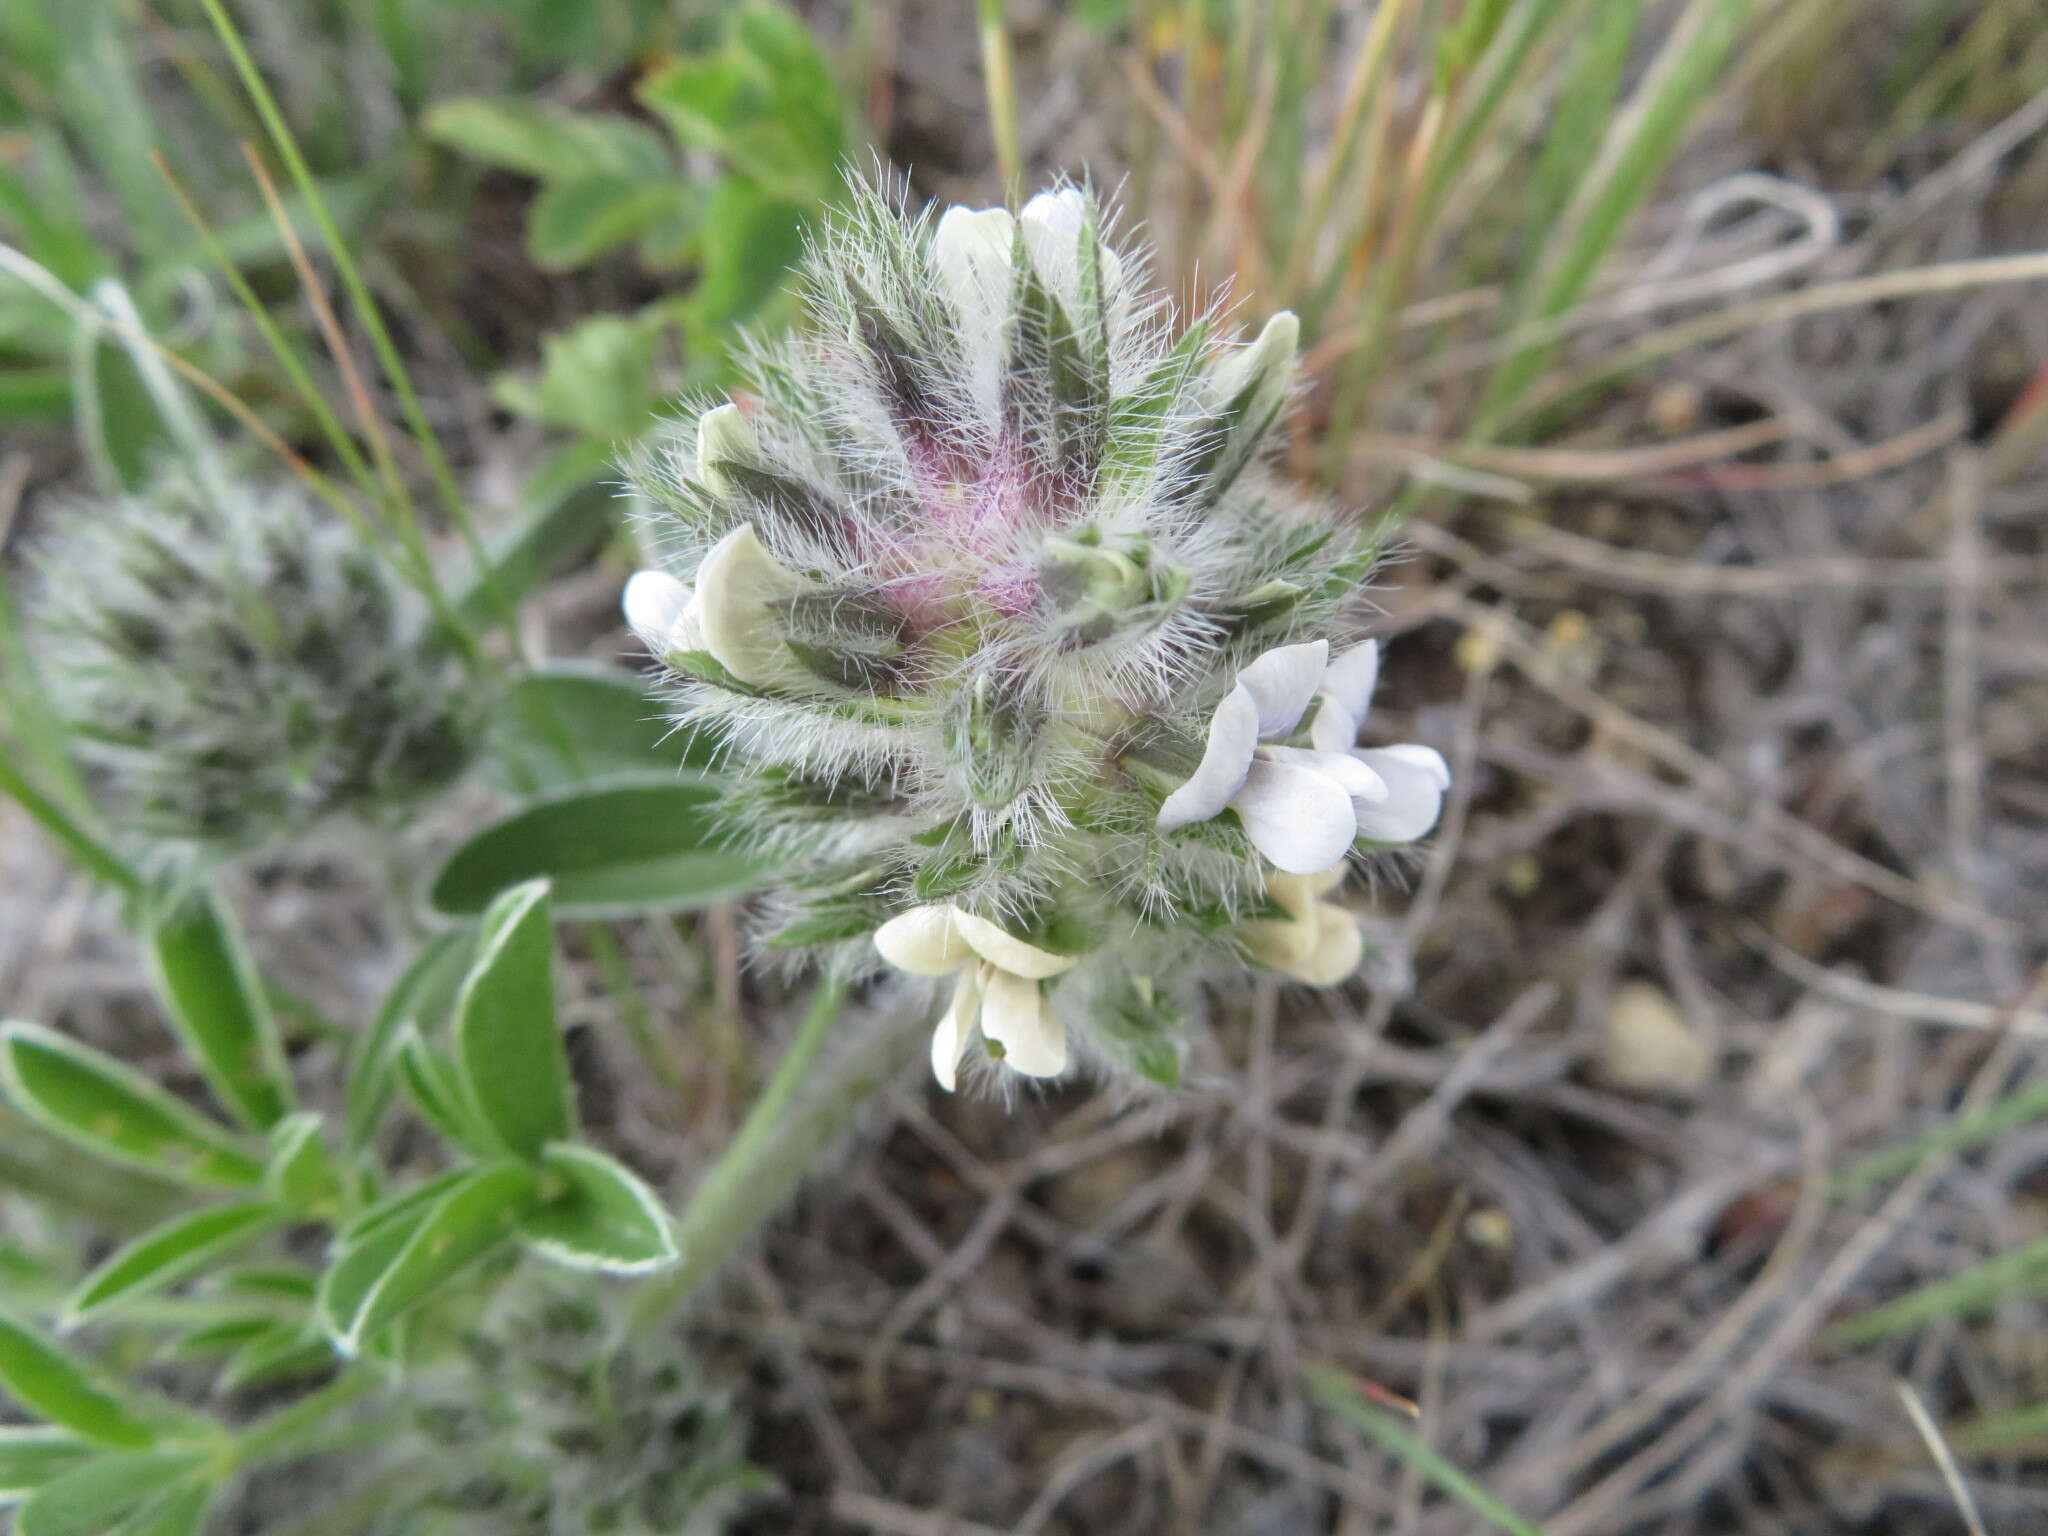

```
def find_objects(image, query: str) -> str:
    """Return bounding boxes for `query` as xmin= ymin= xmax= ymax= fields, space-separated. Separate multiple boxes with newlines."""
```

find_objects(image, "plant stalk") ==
xmin=632 ymin=972 xmax=919 ymax=1331
xmin=975 ymin=0 xmax=1023 ymax=202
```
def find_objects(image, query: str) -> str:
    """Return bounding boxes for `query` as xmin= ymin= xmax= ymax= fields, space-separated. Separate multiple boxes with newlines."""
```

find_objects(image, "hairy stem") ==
xmin=633 ymin=972 xmax=920 ymax=1330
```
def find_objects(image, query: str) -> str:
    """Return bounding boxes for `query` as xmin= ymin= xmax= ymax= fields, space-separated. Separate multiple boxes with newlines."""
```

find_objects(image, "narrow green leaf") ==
xmin=145 ymin=886 xmax=294 ymax=1130
xmin=0 ymin=1316 xmax=159 ymax=1449
xmin=263 ymin=1113 xmax=336 ymax=1208
xmin=454 ymin=881 xmax=572 ymax=1160
xmin=428 ymin=782 xmax=776 ymax=918
xmin=65 ymin=1200 xmax=282 ymax=1325
xmin=334 ymin=1167 xmax=471 ymax=1246
xmin=394 ymin=1028 xmax=503 ymax=1157
xmin=161 ymin=1315 xmax=276 ymax=1361
xmin=14 ymin=1453 xmax=205 ymax=1536
xmin=316 ymin=1203 xmax=431 ymax=1345
xmin=0 ymin=1023 xmax=261 ymax=1188
xmin=520 ymin=1144 xmax=678 ymax=1274
xmin=332 ymin=1163 xmax=537 ymax=1353
xmin=1831 ymin=1080 xmax=2048 ymax=1199
xmin=0 ymin=1429 xmax=91 ymax=1502
xmin=452 ymin=444 xmax=617 ymax=630
xmin=344 ymin=929 xmax=476 ymax=1151
xmin=110 ymin=1479 xmax=214 ymax=1536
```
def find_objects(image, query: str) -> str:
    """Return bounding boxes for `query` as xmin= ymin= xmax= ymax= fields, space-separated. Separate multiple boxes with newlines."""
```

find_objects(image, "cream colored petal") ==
xmin=1229 ymin=755 xmax=1358 ymax=875
xmin=1209 ymin=310 xmax=1300 ymax=417
xmin=874 ymin=905 xmax=972 ymax=975
xmin=694 ymin=403 xmax=756 ymax=497
xmin=1265 ymin=862 xmax=1348 ymax=916
xmin=929 ymin=968 xmax=981 ymax=1091
xmin=1156 ymin=685 xmax=1260 ymax=832
xmin=693 ymin=523 xmax=806 ymax=687
xmin=979 ymin=967 xmax=1067 ymax=1079
xmin=950 ymin=908 xmax=1078 ymax=979
xmin=1239 ymin=908 xmax=1318 ymax=973
xmin=1289 ymin=903 xmax=1365 ymax=985
xmin=1236 ymin=640 xmax=1328 ymax=738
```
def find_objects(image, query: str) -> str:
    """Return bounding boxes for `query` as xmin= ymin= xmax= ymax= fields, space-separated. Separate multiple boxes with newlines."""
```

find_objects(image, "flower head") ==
xmin=30 ymin=476 xmax=474 ymax=852
xmin=624 ymin=181 xmax=1446 ymax=1091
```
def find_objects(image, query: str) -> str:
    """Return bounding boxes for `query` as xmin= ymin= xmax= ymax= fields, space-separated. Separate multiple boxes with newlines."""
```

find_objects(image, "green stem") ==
xmin=632 ymin=971 xmax=918 ymax=1331
xmin=975 ymin=0 xmax=1023 ymax=202
xmin=233 ymin=1366 xmax=378 ymax=1465
xmin=0 ymin=746 xmax=141 ymax=896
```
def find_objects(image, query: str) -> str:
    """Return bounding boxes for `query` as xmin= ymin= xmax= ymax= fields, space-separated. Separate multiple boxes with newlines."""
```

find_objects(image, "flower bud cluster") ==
xmin=626 ymin=183 xmax=1446 ymax=1090
xmin=29 ymin=477 xmax=473 ymax=852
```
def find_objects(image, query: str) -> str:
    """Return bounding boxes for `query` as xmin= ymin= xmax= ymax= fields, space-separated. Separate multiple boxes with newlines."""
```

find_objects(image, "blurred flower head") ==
xmin=30 ymin=476 xmax=474 ymax=853
xmin=625 ymin=182 xmax=1445 ymax=1091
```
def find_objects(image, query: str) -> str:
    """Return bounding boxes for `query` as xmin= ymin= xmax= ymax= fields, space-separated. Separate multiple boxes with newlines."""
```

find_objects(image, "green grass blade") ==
xmin=1307 ymin=1366 xmax=1549 ymax=1536
xmin=1824 ymin=1233 xmax=2048 ymax=1352
xmin=1832 ymin=1080 xmax=2048 ymax=1199
xmin=1475 ymin=0 xmax=1754 ymax=431
xmin=195 ymin=0 xmax=504 ymax=647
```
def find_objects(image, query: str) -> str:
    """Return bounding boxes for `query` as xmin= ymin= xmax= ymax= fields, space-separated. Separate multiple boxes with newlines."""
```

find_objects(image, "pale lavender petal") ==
xmin=1228 ymin=755 xmax=1358 ymax=874
xmin=1321 ymin=640 xmax=1381 ymax=722
xmin=1156 ymin=685 xmax=1261 ymax=832
xmin=1260 ymin=745 xmax=1388 ymax=802
xmin=1349 ymin=745 xmax=1449 ymax=843
xmin=1236 ymin=640 xmax=1329 ymax=737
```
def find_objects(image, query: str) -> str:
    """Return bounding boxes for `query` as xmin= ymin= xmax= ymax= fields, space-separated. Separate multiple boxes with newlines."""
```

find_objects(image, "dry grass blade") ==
xmin=1895 ymin=1380 xmax=1990 ymax=1536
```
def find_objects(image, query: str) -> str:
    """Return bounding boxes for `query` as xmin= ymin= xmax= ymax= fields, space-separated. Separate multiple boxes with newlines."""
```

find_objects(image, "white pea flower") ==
xmin=1309 ymin=640 xmax=1452 ymax=844
xmin=872 ymin=904 xmax=1078 ymax=1090
xmin=1237 ymin=864 xmax=1363 ymax=985
xmin=1154 ymin=640 xmax=1393 ymax=874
